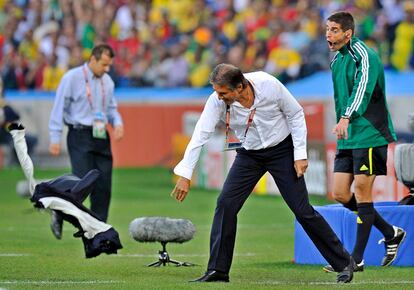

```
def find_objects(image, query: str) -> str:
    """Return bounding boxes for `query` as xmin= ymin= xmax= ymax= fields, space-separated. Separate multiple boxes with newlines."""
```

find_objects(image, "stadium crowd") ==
xmin=0 ymin=0 xmax=413 ymax=91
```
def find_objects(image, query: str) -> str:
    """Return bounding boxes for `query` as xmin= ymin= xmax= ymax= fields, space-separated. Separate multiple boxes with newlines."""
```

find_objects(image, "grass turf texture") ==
xmin=0 ymin=167 xmax=413 ymax=289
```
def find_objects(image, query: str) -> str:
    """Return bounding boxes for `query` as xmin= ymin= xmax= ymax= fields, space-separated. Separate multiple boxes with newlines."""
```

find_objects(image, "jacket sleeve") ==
xmin=343 ymin=43 xmax=380 ymax=120
xmin=4 ymin=105 xmax=20 ymax=122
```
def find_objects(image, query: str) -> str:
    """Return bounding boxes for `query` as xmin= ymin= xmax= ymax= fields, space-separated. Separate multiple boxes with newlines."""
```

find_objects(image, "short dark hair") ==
xmin=209 ymin=63 xmax=248 ymax=90
xmin=91 ymin=44 xmax=115 ymax=61
xmin=327 ymin=11 xmax=355 ymax=34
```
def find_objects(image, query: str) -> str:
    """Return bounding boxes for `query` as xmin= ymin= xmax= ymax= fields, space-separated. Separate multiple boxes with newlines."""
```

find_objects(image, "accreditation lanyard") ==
xmin=225 ymin=105 xmax=256 ymax=144
xmin=82 ymin=65 xmax=106 ymax=111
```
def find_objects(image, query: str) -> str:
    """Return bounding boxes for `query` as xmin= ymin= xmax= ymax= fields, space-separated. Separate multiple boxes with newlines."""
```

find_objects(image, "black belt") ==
xmin=68 ymin=124 xmax=93 ymax=130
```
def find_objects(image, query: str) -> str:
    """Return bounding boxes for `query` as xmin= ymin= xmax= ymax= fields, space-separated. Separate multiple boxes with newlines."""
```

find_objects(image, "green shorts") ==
xmin=333 ymin=145 xmax=388 ymax=175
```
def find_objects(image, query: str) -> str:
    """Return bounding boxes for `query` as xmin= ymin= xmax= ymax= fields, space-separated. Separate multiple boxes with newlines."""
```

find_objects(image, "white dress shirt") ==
xmin=174 ymin=71 xmax=307 ymax=180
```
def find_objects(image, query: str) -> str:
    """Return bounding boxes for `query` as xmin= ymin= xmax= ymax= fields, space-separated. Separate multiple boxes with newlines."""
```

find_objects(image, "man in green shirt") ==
xmin=323 ymin=11 xmax=406 ymax=273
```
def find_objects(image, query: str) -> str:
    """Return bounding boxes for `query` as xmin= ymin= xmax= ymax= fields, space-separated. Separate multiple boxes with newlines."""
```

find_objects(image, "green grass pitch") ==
xmin=0 ymin=167 xmax=413 ymax=289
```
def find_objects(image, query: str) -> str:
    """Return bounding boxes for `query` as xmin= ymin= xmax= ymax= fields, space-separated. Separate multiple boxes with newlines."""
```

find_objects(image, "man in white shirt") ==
xmin=171 ymin=64 xmax=355 ymax=283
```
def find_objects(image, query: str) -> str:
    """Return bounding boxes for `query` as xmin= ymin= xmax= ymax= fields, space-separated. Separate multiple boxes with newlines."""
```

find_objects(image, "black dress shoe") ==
xmin=50 ymin=210 xmax=63 ymax=240
xmin=323 ymin=259 xmax=364 ymax=273
xmin=337 ymin=257 xmax=355 ymax=283
xmin=190 ymin=270 xmax=229 ymax=282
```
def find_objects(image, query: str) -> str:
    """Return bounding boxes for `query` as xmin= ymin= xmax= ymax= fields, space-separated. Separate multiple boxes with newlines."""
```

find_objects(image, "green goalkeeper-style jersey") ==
xmin=331 ymin=36 xmax=397 ymax=149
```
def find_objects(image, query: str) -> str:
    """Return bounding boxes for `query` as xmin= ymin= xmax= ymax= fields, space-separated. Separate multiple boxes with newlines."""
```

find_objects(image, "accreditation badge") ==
xmin=92 ymin=112 xmax=107 ymax=139
xmin=223 ymin=142 xmax=243 ymax=151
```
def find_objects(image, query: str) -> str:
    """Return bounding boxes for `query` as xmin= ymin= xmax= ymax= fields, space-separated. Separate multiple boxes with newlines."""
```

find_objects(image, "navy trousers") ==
xmin=67 ymin=127 xmax=112 ymax=222
xmin=207 ymin=135 xmax=350 ymax=273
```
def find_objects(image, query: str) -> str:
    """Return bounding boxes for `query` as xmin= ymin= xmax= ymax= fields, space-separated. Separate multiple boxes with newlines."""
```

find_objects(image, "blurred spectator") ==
xmin=39 ymin=27 xmax=70 ymax=69
xmin=26 ymin=52 xmax=47 ymax=89
xmin=113 ymin=0 xmax=146 ymax=41
xmin=299 ymin=22 xmax=331 ymax=78
xmin=187 ymin=43 xmax=213 ymax=88
xmin=390 ymin=2 xmax=414 ymax=71
xmin=1 ymin=49 xmax=30 ymax=90
xmin=379 ymin=0 xmax=406 ymax=64
xmin=18 ymin=29 xmax=39 ymax=62
xmin=67 ymin=44 xmax=84 ymax=69
xmin=264 ymin=38 xmax=302 ymax=83
xmin=79 ymin=6 xmax=96 ymax=51
xmin=42 ymin=53 xmax=66 ymax=91
xmin=128 ymin=43 xmax=152 ymax=86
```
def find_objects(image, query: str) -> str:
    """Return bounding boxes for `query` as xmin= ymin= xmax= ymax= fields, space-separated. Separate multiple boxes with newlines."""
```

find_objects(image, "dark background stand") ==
xmin=147 ymin=241 xmax=195 ymax=267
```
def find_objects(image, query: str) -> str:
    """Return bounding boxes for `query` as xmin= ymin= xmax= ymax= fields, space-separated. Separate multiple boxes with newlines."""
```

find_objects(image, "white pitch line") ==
xmin=0 ymin=254 xmax=32 ymax=257
xmin=256 ymin=280 xmax=414 ymax=285
xmin=114 ymin=252 xmax=257 ymax=258
xmin=114 ymin=253 xmax=207 ymax=258
xmin=196 ymin=224 xmax=282 ymax=229
xmin=0 ymin=280 xmax=123 ymax=285
xmin=0 ymin=252 xmax=258 ymax=258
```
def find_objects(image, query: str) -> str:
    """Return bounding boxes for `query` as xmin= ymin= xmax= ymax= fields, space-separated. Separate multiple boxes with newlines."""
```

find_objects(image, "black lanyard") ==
xmin=225 ymin=105 xmax=256 ymax=143
xmin=82 ymin=65 xmax=105 ymax=111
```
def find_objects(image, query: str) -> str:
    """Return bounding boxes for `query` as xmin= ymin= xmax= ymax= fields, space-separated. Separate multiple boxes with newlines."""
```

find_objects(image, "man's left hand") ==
xmin=114 ymin=125 xmax=124 ymax=141
xmin=294 ymin=159 xmax=308 ymax=178
xmin=332 ymin=118 xmax=349 ymax=140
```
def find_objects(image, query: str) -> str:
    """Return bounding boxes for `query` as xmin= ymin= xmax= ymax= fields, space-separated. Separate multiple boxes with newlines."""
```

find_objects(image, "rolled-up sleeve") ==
xmin=173 ymin=94 xmax=222 ymax=179
xmin=277 ymin=82 xmax=307 ymax=161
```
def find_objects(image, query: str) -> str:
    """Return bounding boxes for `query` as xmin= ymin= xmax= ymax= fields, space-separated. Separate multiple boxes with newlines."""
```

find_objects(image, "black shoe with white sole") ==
xmin=379 ymin=226 xmax=406 ymax=267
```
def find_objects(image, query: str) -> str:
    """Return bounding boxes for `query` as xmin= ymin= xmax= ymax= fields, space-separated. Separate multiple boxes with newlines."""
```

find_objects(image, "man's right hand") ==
xmin=49 ymin=143 xmax=61 ymax=156
xmin=171 ymin=176 xmax=191 ymax=202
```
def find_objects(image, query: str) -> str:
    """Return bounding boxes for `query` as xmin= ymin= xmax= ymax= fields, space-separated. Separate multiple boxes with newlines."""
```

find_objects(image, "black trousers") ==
xmin=207 ymin=135 xmax=350 ymax=273
xmin=67 ymin=127 xmax=112 ymax=222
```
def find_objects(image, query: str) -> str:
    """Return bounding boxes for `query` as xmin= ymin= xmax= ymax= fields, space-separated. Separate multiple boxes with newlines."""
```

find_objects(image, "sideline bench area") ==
xmin=294 ymin=202 xmax=414 ymax=266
